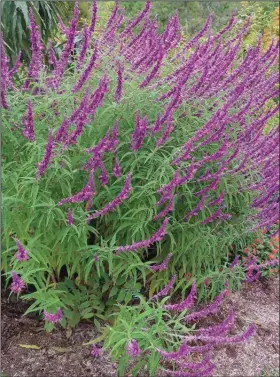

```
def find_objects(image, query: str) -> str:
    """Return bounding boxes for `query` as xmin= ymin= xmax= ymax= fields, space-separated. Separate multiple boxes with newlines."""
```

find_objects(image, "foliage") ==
xmin=1 ymin=2 xmax=279 ymax=375
xmin=1 ymin=1 xmax=61 ymax=65
xmin=238 ymin=2 xmax=279 ymax=48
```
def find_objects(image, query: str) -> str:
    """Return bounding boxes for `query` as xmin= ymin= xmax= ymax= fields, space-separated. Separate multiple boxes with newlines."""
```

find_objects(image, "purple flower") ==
xmin=126 ymin=339 xmax=141 ymax=358
xmin=43 ymin=308 xmax=63 ymax=323
xmin=91 ymin=345 xmax=102 ymax=358
xmin=157 ymin=341 xmax=189 ymax=361
xmin=88 ymin=173 xmax=132 ymax=220
xmin=55 ymin=117 xmax=71 ymax=143
xmin=139 ymin=49 xmax=164 ymax=88
xmin=98 ymin=161 xmax=109 ymax=186
xmin=15 ymin=239 xmax=29 ymax=261
xmin=149 ymin=253 xmax=172 ymax=272
xmin=23 ymin=8 xmax=43 ymax=88
xmin=88 ymin=0 xmax=98 ymax=36
xmin=115 ymin=62 xmax=124 ymax=103
xmin=22 ymin=100 xmax=35 ymax=142
xmin=1 ymin=39 xmax=9 ymax=109
xmin=58 ymin=171 xmax=95 ymax=206
xmin=229 ymin=256 xmax=239 ymax=269
xmin=67 ymin=208 xmax=73 ymax=225
xmin=163 ymin=280 xmax=196 ymax=311
xmin=201 ymin=208 xmax=232 ymax=225
xmin=48 ymin=2 xmax=79 ymax=89
xmin=184 ymin=323 xmax=255 ymax=345
xmin=37 ymin=129 xmax=55 ymax=180
xmin=207 ymin=192 xmax=225 ymax=208
xmin=94 ymin=254 xmax=99 ymax=262
xmin=151 ymin=275 xmax=176 ymax=300
xmin=151 ymin=113 xmax=162 ymax=135
xmin=72 ymin=44 xmax=99 ymax=92
xmin=131 ymin=111 xmax=148 ymax=151
xmin=153 ymin=197 xmax=175 ymax=220
xmin=116 ymin=218 xmax=169 ymax=254
xmin=156 ymin=116 xmax=175 ymax=147
xmin=10 ymin=272 xmax=25 ymax=294
xmin=197 ymin=309 xmax=235 ymax=337
xmin=77 ymin=24 xmax=89 ymax=70
xmin=184 ymin=290 xmax=227 ymax=322
xmin=113 ymin=157 xmax=122 ymax=177
xmin=120 ymin=0 xmax=151 ymax=37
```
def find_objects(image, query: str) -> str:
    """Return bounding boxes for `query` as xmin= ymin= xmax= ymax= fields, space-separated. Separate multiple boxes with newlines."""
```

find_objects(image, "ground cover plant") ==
xmin=1 ymin=1 xmax=279 ymax=376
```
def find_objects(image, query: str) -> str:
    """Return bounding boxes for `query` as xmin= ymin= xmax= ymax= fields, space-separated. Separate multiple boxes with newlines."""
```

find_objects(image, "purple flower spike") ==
xmin=115 ymin=62 xmax=124 ymax=103
xmin=149 ymin=253 xmax=173 ymax=272
xmin=229 ymin=256 xmax=239 ymax=269
xmin=151 ymin=275 xmax=176 ymax=300
xmin=15 ymin=239 xmax=29 ymax=261
xmin=22 ymin=100 xmax=35 ymax=142
xmin=58 ymin=171 xmax=95 ymax=206
xmin=88 ymin=0 xmax=97 ymax=36
xmin=113 ymin=157 xmax=122 ymax=177
xmin=131 ymin=111 xmax=148 ymax=151
xmin=120 ymin=0 xmax=151 ymax=37
xmin=1 ymin=38 xmax=9 ymax=109
xmin=77 ymin=23 xmax=89 ymax=70
xmin=116 ymin=217 xmax=169 ymax=254
xmin=10 ymin=272 xmax=25 ymax=294
xmin=37 ymin=129 xmax=54 ymax=180
xmin=67 ymin=208 xmax=73 ymax=226
xmin=154 ymin=197 xmax=175 ymax=220
xmin=72 ymin=43 xmax=99 ymax=92
xmin=88 ymin=173 xmax=132 ymax=220
xmin=184 ymin=324 xmax=255 ymax=345
xmin=184 ymin=290 xmax=227 ymax=322
xmin=91 ymin=345 xmax=102 ymax=358
xmin=43 ymin=308 xmax=63 ymax=323
xmin=197 ymin=309 xmax=235 ymax=337
xmin=48 ymin=2 xmax=79 ymax=89
xmin=23 ymin=8 xmax=43 ymax=88
xmin=157 ymin=341 xmax=189 ymax=361
xmin=163 ymin=280 xmax=196 ymax=311
xmin=126 ymin=339 xmax=141 ymax=358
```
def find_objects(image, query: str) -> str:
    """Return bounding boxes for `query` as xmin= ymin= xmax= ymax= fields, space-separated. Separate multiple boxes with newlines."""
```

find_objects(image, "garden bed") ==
xmin=1 ymin=277 xmax=279 ymax=377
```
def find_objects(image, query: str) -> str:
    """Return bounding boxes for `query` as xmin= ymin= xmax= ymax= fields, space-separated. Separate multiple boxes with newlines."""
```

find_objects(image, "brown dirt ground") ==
xmin=1 ymin=277 xmax=279 ymax=377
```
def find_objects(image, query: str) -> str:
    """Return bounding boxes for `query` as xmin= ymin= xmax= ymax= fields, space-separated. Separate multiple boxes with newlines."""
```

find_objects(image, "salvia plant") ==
xmin=1 ymin=1 xmax=279 ymax=375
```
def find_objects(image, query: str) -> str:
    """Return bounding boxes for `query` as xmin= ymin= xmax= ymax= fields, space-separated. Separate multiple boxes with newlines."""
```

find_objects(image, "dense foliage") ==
xmin=1 ymin=1 xmax=279 ymax=376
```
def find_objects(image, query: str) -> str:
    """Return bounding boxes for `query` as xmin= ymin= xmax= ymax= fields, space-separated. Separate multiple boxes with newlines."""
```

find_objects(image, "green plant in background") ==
xmin=239 ymin=1 xmax=279 ymax=48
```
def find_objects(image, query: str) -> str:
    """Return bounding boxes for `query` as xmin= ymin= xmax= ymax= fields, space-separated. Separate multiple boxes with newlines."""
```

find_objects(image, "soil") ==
xmin=1 ymin=277 xmax=279 ymax=377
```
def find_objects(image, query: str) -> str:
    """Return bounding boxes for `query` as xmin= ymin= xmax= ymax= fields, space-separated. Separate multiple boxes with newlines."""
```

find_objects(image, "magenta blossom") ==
xmin=43 ymin=308 xmax=63 ymax=323
xmin=91 ymin=345 xmax=102 ymax=358
xmin=126 ymin=339 xmax=141 ymax=358
xmin=15 ymin=239 xmax=29 ymax=261
xmin=149 ymin=253 xmax=173 ymax=272
xmin=10 ymin=272 xmax=25 ymax=294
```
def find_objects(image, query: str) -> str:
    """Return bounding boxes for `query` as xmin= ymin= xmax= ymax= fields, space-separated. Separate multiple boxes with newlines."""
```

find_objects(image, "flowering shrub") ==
xmin=104 ymin=285 xmax=255 ymax=376
xmin=2 ymin=0 xmax=279 ymax=346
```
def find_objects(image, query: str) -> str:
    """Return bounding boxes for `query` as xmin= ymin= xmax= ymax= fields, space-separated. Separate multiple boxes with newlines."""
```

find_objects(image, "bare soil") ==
xmin=1 ymin=277 xmax=279 ymax=377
